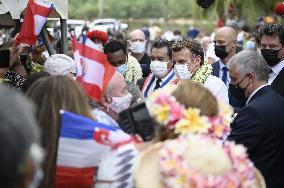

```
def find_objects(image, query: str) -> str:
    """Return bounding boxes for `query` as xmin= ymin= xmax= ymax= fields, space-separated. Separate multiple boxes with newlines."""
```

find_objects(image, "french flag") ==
xmin=17 ymin=0 xmax=53 ymax=45
xmin=56 ymin=111 xmax=133 ymax=188
xmin=72 ymin=35 xmax=115 ymax=102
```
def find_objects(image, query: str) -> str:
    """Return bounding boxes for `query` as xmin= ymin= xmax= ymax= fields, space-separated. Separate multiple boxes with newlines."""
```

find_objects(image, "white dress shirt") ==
xmin=218 ymin=61 xmax=231 ymax=87
xmin=145 ymin=69 xmax=176 ymax=97
xmin=204 ymin=75 xmax=229 ymax=104
xmin=246 ymin=84 xmax=270 ymax=105
xmin=268 ymin=59 xmax=284 ymax=84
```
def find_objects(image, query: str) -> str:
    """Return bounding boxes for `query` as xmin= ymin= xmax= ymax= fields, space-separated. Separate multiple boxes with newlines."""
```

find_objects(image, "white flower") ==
xmin=125 ymin=55 xmax=143 ymax=84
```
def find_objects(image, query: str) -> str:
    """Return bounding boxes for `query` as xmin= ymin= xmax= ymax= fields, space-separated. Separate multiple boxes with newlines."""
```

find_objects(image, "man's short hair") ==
xmin=104 ymin=40 xmax=127 ymax=55
xmin=151 ymin=39 xmax=173 ymax=59
xmin=258 ymin=23 xmax=284 ymax=46
xmin=0 ymin=85 xmax=39 ymax=188
xmin=172 ymin=37 xmax=204 ymax=64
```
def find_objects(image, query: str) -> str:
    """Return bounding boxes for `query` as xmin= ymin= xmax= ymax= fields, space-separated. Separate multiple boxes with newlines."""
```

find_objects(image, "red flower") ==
xmin=87 ymin=30 xmax=109 ymax=44
xmin=274 ymin=2 xmax=284 ymax=16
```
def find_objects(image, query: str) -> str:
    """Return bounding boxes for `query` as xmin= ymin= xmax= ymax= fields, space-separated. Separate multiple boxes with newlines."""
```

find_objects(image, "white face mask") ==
xmin=130 ymin=41 xmax=146 ymax=53
xmin=174 ymin=64 xmax=192 ymax=80
xmin=150 ymin=60 xmax=169 ymax=79
xmin=110 ymin=92 xmax=132 ymax=113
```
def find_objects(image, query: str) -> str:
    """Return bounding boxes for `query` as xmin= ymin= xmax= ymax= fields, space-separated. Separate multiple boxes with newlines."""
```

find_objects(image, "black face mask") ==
xmin=215 ymin=45 xmax=229 ymax=59
xmin=261 ymin=48 xmax=281 ymax=67
xmin=229 ymin=75 xmax=249 ymax=101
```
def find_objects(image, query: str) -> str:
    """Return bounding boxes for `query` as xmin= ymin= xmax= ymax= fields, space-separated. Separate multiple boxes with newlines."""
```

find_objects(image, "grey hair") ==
xmin=228 ymin=50 xmax=270 ymax=82
xmin=0 ymin=85 xmax=40 ymax=188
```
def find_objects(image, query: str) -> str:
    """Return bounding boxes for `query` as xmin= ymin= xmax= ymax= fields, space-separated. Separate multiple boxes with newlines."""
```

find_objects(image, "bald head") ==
xmin=128 ymin=29 xmax=146 ymax=42
xmin=215 ymin=27 xmax=237 ymax=42
xmin=107 ymin=71 xmax=128 ymax=97
xmin=214 ymin=27 xmax=238 ymax=61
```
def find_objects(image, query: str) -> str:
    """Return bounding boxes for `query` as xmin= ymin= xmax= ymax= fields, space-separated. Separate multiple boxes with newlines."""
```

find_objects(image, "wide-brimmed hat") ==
xmin=134 ymin=134 xmax=266 ymax=188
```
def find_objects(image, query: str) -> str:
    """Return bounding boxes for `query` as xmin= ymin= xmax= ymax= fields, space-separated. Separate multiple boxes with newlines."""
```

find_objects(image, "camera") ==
xmin=117 ymin=102 xmax=155 ymax=141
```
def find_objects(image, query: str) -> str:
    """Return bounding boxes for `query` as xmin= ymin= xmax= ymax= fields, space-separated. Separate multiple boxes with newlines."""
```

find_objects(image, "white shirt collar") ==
xmin=219 ymin=61 xmax=227 ymax=70
xmin=246 ymin=84 xmax=269 ymax=105
xmin=271 ymin=59 xmax=284 ymax=74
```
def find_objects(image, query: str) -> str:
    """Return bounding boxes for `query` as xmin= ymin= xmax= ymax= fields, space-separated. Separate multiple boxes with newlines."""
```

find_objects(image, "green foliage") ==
xmin=69 ymin=0 xmax=279 ymax=25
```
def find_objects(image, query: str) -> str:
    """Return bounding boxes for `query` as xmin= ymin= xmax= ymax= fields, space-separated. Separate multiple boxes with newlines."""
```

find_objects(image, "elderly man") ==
xmin=93 ymin=71 xmax=132 ymax=127
xmin=140 ymin=39 xmax=176 ymax=97
xmin=128 ymin=29 xmax=151 ymax=77
xmin=172 ymin=37 xmax=228 ymax=103
xmin=0 ymin=85 xmax=43 ymax=188
xmin=259 ymin=23 xmax=284 ymax=97
xmin=227 ymin=51 xmax=284 ymax=188
xmin=212 ymin=26 xmax=245 ymax=111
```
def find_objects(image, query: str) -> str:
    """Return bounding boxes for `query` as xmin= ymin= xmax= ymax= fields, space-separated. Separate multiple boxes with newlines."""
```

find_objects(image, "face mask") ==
xmin=229 ymin=75 xmax=249 ymax=101
xmin=116 ymin=63 xmax=127 ymax=76
xmin=246 ymin=41 xmax=256 ymax=50
xmin=214 ymin=45 xmax=229 ymax=59
xmin=110 ymin=92 xmax=132 ymax=113
xmin=150 ymin=60 xmax=169 ymax=79
xmin=261 ymin=48 xmax=281 ymax=67
xmin=174 ymin=64 xmax=192 ymax=80
xmin=130 ymin=41 xmax=146 ymax=53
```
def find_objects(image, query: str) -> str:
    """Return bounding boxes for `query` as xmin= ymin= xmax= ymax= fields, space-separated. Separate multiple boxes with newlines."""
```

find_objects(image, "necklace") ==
xmin=191 ymin=61 xmax=212 ymax=84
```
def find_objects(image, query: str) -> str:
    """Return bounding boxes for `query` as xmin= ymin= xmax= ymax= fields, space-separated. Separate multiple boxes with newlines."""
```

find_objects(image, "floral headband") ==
xmin=146 ymin=85 xmax=233 ymax=139
xmin=159 ymin=134 xmax=257 ymax=188
xmin=87 ymin=30 xmax=109 ymax=45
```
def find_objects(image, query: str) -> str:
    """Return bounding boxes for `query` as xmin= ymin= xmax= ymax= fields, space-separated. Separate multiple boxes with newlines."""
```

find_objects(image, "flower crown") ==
xmin=146 ymin=85 xmax=233 ymax=139
xmin=87 ymin=30 xmax=108 ymax=44
xmin=159 ymin=134 xmax=257 ymax=188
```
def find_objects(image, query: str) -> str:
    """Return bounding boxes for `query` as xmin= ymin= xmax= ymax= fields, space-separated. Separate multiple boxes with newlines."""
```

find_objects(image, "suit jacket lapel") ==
xmin=212 ymin=60 xmax=220 ymax=77
xmin=272 ymin=67 xmax=284 ymax=94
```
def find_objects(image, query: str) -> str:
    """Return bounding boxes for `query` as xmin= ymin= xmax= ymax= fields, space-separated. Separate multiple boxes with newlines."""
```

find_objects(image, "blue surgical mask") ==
xmin=246 ymin=40 xmax=256 ymax=50
xmin=116 ymin=64 xmax=127 ymax=76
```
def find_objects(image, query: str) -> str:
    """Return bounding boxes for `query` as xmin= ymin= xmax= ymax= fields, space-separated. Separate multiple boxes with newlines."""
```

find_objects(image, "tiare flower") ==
xmin=175 ymin=108 xmax=210 ymax=134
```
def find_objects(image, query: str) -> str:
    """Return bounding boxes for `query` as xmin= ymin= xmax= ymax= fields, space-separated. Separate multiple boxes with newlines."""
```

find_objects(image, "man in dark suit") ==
xmin=227 ymin=50 xmax=284 ymax=188
xmin=211 ymin=26 xmax=245 ymax=111
xmin=259 ymin=23 xmax=284 ymax=97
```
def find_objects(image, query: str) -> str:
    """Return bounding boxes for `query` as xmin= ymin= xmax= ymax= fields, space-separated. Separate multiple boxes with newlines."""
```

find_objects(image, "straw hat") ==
xmin=134 ymin=134 xmax=266 ymax=188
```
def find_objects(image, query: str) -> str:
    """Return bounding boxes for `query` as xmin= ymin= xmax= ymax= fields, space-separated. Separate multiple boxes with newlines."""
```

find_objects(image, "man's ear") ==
xmin=100 ymin=94 xmax=112 ymax=108
xmin=193 ymin=55 xmax=202 ymax=69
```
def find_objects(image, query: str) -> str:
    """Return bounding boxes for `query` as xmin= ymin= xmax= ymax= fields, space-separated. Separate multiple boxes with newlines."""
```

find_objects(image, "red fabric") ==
xmin=16 ymin=0 xmax=52 ymax=45
xmin=72 ymin=36 xmax=115 ymax=102
xmin=56 ymin=166 xmax=96 ymax=188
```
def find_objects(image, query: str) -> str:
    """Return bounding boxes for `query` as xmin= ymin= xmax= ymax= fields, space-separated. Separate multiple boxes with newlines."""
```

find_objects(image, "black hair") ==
xmin=0 ymin=85 xmax=38 ymax=188
xmin=258 ymin=23 xmax=284 ymax=46
xmin=104 ymin=40 xmax=127 ymax=55
xmin=151 ymin=39 xmax=173 ymax=59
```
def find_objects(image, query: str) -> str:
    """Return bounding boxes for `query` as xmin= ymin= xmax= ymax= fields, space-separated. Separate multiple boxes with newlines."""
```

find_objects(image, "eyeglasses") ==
xmin=231 ymin=74 xmax=248 ymax=88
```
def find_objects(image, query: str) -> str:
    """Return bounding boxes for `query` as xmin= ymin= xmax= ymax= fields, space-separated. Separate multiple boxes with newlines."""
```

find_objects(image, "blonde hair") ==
xmin=173 ymin=80 xmax=219 ymax=117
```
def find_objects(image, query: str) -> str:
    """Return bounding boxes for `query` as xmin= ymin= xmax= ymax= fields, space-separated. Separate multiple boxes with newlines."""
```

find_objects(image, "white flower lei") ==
xmin=191 ymin=61 xmax=213 ymax=84
xmin=125 ymin=54 xmax=143 ymax=84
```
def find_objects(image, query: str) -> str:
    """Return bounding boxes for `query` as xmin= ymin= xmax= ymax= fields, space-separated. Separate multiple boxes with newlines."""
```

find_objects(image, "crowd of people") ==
xmin=0 ymin=11 xmax=284 ymax=188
